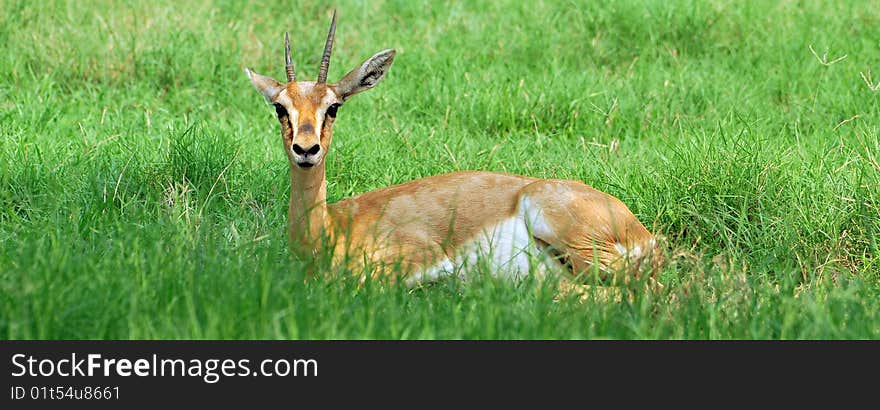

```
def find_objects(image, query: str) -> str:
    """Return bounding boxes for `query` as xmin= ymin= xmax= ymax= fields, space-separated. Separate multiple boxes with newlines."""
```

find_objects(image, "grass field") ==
xmin=1 ymin=0 xmax=879 ymax=339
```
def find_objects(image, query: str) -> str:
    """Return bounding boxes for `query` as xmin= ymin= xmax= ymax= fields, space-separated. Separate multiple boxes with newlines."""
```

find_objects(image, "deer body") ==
xmin=248 ymin=12 xmax=656 ymax=287
xmin=326 ymin=171 xmax=654 ymax=286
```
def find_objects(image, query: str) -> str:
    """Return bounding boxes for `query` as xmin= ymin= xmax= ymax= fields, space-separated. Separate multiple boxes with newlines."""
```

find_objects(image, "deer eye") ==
xmin=326 ymin=103 xmax=341 ymax=118
xmin=273 ymin=103 xmax=288 ymax=118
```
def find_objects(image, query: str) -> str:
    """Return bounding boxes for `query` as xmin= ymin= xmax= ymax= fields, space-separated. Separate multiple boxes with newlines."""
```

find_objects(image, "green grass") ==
xmin=1 ymin=0 xmax=879 ymax=339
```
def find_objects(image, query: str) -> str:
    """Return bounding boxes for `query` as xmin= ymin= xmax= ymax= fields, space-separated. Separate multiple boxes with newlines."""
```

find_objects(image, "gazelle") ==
xmin=246 ymin=12 xmax=658 ymax=287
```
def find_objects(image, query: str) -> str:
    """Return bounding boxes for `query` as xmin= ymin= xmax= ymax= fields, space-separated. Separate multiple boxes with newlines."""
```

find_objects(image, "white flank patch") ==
xmin=405 ymin=197 xmax=557 ymax=288
xmin=519 ymin=196 xmax=554 ymax=240
xmin=404 ymin=258 xmax=457 ymax=288
xmin=615 ymin=242 xmax=648 ymax=260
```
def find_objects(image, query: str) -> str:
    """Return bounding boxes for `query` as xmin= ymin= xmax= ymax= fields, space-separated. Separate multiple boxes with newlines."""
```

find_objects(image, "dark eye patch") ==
xmin=273 ymin=103 xmax=288 ymax=118
xmin=326 ymin=103 xmax=341 ymax=118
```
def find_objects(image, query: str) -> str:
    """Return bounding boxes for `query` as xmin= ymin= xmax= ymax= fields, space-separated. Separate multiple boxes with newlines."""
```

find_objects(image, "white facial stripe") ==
xmin=275 ymin=89 xmax=299 ymax=139
xmin=291 ymin=109 xmax=299 ymax=139
xmin=315 ymin=89 xmax=338 ymax=133
xmin=276 ymin=88 xmax=290 ymax=104
xmin=321 ymin=89 xmax=338 ymax=106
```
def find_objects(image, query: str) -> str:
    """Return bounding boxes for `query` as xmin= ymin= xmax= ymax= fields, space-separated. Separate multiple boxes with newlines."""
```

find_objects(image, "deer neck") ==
xmin=288 ymin=162 xmax=329 ymax=257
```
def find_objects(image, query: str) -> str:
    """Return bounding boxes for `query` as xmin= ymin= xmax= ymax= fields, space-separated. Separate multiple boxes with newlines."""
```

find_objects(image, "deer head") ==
xmin=246 ymin=10 xmax=396 ymax=170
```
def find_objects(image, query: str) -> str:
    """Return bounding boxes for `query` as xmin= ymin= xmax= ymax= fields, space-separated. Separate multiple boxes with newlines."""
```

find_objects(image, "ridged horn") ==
xmin=284 ymin=32 xmax=295 ymax=82
xmin=316 ymin=9 xmax=337 ymax=84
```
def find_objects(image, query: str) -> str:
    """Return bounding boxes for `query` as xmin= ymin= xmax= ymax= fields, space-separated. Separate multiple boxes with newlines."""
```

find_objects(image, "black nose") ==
xmin=292 ymin=143 xmax=321 ymax=156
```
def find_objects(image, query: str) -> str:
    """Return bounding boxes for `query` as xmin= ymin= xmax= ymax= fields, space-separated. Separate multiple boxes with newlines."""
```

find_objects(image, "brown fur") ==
xmin=247 ymin=39 xmax=657 ymax=287
xmin=324 ymin=172 xmax=656 ymax=282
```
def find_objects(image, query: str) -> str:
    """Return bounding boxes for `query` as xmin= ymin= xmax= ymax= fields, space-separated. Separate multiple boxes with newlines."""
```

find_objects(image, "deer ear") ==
xmin=245 ymin=68 xmax=285 ymax=102
xmin=334 ymin=49 xmax=395 ymax=101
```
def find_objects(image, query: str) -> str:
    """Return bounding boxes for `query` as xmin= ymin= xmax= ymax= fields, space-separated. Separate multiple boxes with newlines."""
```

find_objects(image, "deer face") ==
xmin=260 ymin=81 xmax=339 ymax=168
xmin=246 ymin=12 xmax=395 ymax=171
